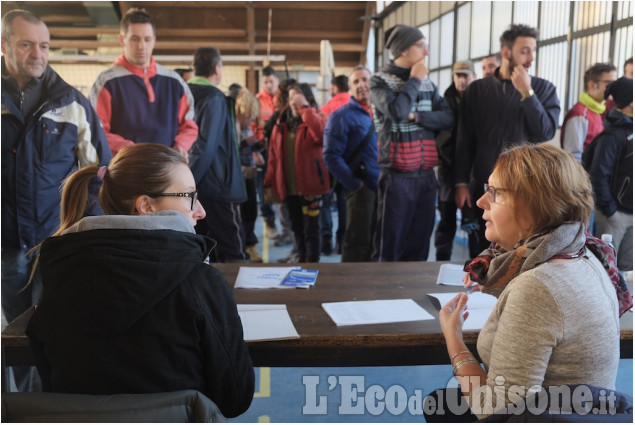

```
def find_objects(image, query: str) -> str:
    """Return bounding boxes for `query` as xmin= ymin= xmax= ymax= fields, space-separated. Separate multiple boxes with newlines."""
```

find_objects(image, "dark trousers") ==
xmin=464 ymin=179 xmax=490 ymax=258
xmin=240 ymin=178 xmax=259 ymax=247
xmin=285 ymin=195 xmax=321 ymax=262
xmin=342 ymin=184 xmax=377 ymax=262
xmin=196 ymin=198 xmax=248 ymax=262
xmin=256 ymin=168 xmax=275 ymax=220
xmin=319 ymin=186 xmax=346 ymax=243
xmin=435 ymin=166 xmax=457 ymax=261
xmin=373 ymin=170 xmax=437 ymax=262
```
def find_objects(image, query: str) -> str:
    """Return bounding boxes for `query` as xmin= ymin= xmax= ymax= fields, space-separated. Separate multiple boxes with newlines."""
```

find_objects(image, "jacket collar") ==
xmin=114 ymin=54 xmax=157 ymax=79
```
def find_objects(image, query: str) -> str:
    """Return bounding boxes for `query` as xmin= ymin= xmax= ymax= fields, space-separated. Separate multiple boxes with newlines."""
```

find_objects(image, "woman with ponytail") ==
xmin=26 ymin=143 xmax=255 ymax=418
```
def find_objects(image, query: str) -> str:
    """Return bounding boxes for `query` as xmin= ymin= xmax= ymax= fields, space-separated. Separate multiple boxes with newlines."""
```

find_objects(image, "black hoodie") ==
xmin=26 ymin=212 xmax=254 ymax=418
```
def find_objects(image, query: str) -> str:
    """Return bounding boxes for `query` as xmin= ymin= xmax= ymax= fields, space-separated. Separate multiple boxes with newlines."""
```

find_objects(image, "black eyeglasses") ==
xmin=145 ymin=190 xmax=198 ymax=211
xmin=483 ymin=184 xmax=507 ymax=203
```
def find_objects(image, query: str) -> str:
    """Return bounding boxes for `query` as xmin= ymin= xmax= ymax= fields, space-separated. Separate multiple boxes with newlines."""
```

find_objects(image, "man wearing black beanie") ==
xmin=586 ymin=76 xmax=633 ymax=271
xmin=370 ymin=24 xmax=453 ymax=262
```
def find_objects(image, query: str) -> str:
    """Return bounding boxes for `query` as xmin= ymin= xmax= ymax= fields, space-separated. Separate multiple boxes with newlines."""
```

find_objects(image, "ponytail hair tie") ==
xmin=97 ymin=165 xmax=108 ymax=180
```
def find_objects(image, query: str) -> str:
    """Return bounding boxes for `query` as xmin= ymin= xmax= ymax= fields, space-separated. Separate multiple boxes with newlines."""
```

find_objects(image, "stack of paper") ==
xmin=237 ymin=304 xmax=300 ymax=341
xmin=436 ymin=263 xmax=466 ymax=286
xmin=427 ymin=292 xmax=497 ymax=331
xmin=234 ymin=266 xmax=318 ymax=289
xmin=322 ymin=299 xmax=434 ymax=326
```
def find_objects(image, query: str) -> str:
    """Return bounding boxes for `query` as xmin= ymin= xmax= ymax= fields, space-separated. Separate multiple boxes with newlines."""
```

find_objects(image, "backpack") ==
xmin=582 ymin=125 xmax=633 ymax=210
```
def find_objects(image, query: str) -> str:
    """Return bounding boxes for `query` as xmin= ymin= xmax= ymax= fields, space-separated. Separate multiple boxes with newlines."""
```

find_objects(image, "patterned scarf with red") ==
xmin=464 ymin=222 xmax=633 ymax=317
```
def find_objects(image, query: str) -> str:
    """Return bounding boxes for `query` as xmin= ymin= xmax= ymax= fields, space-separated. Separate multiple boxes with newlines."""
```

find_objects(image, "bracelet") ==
xmin=450 ymin=350 xmax=472 ymax=363
xmin=453 ymin=358 xmax=479 ymax=376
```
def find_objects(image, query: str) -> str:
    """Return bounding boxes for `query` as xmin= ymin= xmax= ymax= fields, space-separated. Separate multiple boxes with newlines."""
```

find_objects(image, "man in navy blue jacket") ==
xmin=188 ymin=47 xmax=248 ymax=262
xmin=1 ymin=9 xmax=112 ymax=390
xmin=454 ymin=24 xmax=560 ymax=258
xmin=324 ymin=66 xmax=380 ymax=262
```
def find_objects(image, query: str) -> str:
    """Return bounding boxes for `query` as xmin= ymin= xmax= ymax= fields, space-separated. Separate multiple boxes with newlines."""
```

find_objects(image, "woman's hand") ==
xmin=440 ymin=293 xmax=469 ymax=340
xmin=289 ymin=92 xmax=308 ymax=116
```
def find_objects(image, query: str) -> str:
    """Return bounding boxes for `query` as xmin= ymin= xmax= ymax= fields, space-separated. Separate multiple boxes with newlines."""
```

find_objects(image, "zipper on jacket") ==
xmin=144 ymin=67 xmax=155 ymax=102
xmin=315 ymin=158 xmax=324 ymax=186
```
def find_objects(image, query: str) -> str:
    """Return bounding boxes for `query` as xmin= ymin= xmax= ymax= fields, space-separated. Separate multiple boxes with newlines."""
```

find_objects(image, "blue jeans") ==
xmin=2 ymin=247 xmax=43 ymax=391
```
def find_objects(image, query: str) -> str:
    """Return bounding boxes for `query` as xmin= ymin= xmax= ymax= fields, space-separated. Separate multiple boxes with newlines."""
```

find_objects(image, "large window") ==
xmin=376 ymin=1 xmax=633 ymax=125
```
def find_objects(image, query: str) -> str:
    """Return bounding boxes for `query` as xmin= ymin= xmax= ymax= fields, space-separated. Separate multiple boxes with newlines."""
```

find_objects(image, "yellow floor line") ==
xmin=262 ymin=227 xmax=269 ymax=263
xmin=254 ymin=367 xmax=271 ymax=398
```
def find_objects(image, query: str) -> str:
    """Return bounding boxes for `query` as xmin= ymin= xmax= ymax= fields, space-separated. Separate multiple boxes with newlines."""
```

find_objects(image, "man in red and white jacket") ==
xmin=90 ymin=8 xmax=197 ymax=159
xmin=561 ymin=63 xmax=616 ymax=162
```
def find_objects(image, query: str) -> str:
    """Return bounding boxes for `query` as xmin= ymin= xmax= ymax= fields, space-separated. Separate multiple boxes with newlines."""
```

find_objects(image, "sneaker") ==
xmin=246 ymin=245 xmax=263 ymax=263
xmin=273 ymin=233 xmax=294 ymax=247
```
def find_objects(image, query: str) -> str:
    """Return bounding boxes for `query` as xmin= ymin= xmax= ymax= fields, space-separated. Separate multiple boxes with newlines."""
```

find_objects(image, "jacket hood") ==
xmin=38 ymin=211 xmax=212 ymax=336
xmin=604 ymin=107 xmax=633 ymax=129
xmin=188 ymin=80 xmax=221 ymax=105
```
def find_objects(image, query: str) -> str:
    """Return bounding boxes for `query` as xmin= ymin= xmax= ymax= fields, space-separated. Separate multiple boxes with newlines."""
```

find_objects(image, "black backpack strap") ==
xmin=344 ymin=123 xmax=374 ymax=167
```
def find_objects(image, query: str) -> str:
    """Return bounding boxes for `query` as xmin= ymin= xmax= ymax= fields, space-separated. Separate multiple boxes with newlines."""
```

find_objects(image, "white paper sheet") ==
xmin=237 ymin=304 xmax=300 ymax=341
xmin=234 ymin=266 xmax=298 ymax=289
xmin=435 ymin=263 xmax=467 ymax=286
xmin=428 ymin=292 xmax=497 ymax=330
xmin=322 ymin=299 xmax=434 ymax=326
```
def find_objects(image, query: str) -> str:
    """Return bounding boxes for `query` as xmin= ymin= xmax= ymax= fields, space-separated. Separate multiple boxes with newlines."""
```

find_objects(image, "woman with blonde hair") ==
xmin=428 ymin=143 xmax=632 ymax=421
xmin=26 ymin=143 xmax=254 ymax=418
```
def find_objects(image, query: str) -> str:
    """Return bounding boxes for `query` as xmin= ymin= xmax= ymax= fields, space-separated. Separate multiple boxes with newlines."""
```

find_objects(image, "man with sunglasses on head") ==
xmin=454 ymin=24 xmax=560 ymax=258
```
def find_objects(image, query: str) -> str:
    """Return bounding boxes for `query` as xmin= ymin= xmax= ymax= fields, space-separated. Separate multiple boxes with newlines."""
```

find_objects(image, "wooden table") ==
xmin=3 ymin=262 xmax=633 ymax=391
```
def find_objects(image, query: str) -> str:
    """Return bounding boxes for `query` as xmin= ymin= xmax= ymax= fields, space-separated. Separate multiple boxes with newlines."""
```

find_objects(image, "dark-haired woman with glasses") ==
xmin=26 ymin=143 xmax=254 ymax=418
xmin=426 ymin=143 xmax=632 ymax=421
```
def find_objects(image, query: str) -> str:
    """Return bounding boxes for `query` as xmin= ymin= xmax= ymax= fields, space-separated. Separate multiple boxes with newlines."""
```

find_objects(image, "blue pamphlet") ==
xmin=281 ymin=269 xmax=318 ymax=288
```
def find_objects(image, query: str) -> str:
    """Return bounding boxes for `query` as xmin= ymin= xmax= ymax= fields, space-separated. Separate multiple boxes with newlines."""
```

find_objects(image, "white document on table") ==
xmin=428 ymin=292 xmax=497 ymax=331
xmin=322 ymin=299 xmax=434 ymax=326
xmin=436 ymin=263 xmax=467 ymax=286
xmin=237 ymin=304 xmax=299 ymax=341
xmin=234 ymin=266 xmax=298 ymax=289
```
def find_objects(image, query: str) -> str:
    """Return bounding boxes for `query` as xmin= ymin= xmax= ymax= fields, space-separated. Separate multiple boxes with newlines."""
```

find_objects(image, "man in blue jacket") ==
xmin=324 ymin=66 xmax=379 ymax=262
xmin=1 ymin=9 xmax=112 ymax=389
xmin=370 ymin=25 xmax=454 ymax=262
xmin=1 ymin=9 xmax=112 ymax=324
xmin=455 ymin=24 xmax=560 ymax=258
xmin=188 ymin=47 xmax=248 ymax=262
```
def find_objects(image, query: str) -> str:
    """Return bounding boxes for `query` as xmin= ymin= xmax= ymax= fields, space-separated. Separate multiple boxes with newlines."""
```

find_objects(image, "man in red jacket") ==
xmin=90 ymin=8 xmax=197 ymax=159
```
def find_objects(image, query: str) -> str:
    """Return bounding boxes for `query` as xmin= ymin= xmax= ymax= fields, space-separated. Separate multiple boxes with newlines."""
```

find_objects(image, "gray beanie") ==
xmin=384 ymin=24 xmax=425 ymax=58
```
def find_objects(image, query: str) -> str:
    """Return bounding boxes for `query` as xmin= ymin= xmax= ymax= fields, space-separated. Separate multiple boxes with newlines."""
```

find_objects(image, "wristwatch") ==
xmin=522 ymin=89 xmax=535 ymax=101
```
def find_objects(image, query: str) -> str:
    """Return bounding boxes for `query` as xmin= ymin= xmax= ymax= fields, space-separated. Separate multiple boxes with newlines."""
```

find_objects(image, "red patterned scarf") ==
xmin=464 ymin=223 xmax=633 ymax=317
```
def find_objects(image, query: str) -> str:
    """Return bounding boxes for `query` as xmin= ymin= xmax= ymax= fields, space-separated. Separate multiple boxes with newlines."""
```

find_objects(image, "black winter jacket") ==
xmin=26 ymin=212 xmax=254 ymax=418
xmin=588 ymin=109 xmax=633 ymax=216
xmin=455 ymin=68 xmax=560 ymax=184
xmin=188 ymin=78 xmax=246 ymax=203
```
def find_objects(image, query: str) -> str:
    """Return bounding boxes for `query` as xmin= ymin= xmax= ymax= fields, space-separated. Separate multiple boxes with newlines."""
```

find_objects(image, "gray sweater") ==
xmin=473 ymin=250 xmax=620 ymax=417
